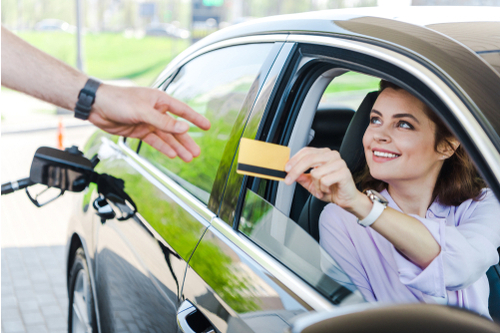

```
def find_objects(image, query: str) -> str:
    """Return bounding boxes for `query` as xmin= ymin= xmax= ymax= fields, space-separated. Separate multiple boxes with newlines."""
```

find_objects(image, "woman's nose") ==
xmin=373 ymin=127 xmax=391 ymax=143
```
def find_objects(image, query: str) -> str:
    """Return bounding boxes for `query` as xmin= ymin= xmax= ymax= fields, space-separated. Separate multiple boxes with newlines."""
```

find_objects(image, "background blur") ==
xmin=2 ymin=0 xmax=500 ymax=87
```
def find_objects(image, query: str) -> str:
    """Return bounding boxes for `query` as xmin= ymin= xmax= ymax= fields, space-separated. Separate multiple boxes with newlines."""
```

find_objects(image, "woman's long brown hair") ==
xmin=356 ymin=80 xmax=485 ymax=206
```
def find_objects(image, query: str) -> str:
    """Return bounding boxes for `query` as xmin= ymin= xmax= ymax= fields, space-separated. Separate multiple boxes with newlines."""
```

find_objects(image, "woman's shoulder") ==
xmin=454 ymin=188 xmax=500 ymax=220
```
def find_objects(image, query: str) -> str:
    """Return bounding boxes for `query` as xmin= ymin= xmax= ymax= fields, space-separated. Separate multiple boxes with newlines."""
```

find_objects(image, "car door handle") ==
xmin=177 ymin=300 xmax=215 ymax=333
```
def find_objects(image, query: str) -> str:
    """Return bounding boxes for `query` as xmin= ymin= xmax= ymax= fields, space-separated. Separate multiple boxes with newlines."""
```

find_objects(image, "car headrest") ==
xmin=297 ymin=91 xmax=379 ymax=241
xmin=309 ymin=107 xmax=355 ymax=151
xmin=339 ymin=91 xmax=379 ymax=174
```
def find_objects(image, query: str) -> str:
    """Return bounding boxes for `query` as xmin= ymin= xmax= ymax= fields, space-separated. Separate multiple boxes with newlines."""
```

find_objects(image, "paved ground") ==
xmin=2 ymin=89 xmax=98 ymax=333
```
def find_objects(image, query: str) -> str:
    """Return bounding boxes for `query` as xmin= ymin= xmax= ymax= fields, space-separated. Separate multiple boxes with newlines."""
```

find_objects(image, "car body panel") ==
xmin=183 ymin=221 xmax=312 ymax=333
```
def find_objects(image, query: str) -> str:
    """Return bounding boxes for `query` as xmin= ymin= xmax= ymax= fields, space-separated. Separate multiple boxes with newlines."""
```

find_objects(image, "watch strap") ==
xmin=357 ymin=200 xmax=386 ymax=227
xmin=75 ymin=78 xmax=101 ymax=120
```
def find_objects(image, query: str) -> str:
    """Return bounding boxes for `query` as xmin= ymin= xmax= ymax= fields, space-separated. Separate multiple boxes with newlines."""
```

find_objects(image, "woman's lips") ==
xmin=372 ymin=149 xmax=401 ymax=162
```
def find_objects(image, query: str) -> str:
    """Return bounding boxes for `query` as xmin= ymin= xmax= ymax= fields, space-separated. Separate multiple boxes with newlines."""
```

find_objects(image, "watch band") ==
xmin=74 ymin=78 xmax=101 ymax=120
xmin=357 ymin=200 xmax=386 ymax=227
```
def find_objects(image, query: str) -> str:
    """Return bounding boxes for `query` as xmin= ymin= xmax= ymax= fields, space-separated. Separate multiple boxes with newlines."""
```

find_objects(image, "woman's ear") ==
xmin=438 ymin=138 xmax=460 ymax=159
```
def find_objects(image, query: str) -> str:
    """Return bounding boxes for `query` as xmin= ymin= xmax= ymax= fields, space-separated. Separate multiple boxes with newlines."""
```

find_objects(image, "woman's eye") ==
xmin=398 ymin=121 xmax=413 ymax=129
xmin=370 ymin=117 xmax=381 ymax=125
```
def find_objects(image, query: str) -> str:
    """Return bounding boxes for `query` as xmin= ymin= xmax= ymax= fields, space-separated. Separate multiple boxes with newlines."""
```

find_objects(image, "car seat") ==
xmin=296 ymin=90 xmax=500 ymax=322
xmin=297 ymin=91 xmax=378 ymax=241
xmin=289 ymin=107 xmax=355 ymax=222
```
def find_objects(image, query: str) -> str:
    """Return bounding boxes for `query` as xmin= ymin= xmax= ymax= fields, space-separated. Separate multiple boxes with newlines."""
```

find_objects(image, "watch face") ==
xmin=366 ymin=189 xmax=389 ymax=206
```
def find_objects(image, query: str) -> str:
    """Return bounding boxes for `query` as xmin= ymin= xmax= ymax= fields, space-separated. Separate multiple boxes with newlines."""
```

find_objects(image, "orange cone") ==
xmin=57 ymin=117 xmax=64 ymax=150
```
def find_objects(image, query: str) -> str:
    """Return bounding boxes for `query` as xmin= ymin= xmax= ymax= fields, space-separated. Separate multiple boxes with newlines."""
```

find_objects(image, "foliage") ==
xmin=16 ymin=31 xmax=189 ymax=86
xmin=324 ymin=71 xmax=381 ymax=94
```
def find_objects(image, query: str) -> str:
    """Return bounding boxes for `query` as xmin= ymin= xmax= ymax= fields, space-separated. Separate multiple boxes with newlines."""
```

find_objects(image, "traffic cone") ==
xmin=57 ymin=117 xmax=64 ymax=150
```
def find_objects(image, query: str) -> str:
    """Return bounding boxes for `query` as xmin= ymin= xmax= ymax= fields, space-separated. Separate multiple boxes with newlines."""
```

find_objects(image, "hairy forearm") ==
xmin=1 ymin=26 xmax=87 ymax=111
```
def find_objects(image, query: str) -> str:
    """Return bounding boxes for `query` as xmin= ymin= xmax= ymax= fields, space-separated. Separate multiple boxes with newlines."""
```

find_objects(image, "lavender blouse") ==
xmin=319 ymin=189 xmax=500 ymax=319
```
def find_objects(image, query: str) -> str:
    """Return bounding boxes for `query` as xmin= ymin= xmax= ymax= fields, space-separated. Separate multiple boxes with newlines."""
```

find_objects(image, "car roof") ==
xmin=195 ymin=7 xmax=500 ymax=49
xmin=158 ymin=7 xmax=500 ymax=143
xmin=165 ymin=7 xmax=499 ymax=76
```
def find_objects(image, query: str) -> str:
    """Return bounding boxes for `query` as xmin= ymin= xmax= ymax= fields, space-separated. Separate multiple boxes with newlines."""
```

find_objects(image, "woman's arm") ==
xmin=285 ymin=147 xmax=440 ymax=269
xmin=1 ymin=26 xmax=210 ymax=161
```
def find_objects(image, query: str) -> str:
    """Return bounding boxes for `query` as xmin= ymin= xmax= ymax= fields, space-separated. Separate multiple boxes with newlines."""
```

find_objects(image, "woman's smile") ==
xmin=372 ymin=148 xmax=401 ymax=162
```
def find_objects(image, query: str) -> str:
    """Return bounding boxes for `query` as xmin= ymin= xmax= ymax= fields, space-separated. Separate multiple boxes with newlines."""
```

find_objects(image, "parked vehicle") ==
xmin=34 ymin=19 xmax=76 ymax=33
xmin=64 ymin=6 xmax=500 ymax=333
xmin=145 ymin=23 xmax=190 ymax=39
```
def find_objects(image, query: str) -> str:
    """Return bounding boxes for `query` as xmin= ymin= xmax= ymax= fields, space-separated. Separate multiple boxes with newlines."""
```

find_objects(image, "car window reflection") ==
xmin=239 ymin=189 xmax=365 ymax=306
xmin=139 ymin=43 xmax=274 ymax=205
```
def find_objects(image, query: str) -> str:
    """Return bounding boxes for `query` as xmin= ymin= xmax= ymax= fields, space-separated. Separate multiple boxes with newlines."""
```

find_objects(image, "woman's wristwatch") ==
xmin=357 ymin=189 xmax=389 ymax=227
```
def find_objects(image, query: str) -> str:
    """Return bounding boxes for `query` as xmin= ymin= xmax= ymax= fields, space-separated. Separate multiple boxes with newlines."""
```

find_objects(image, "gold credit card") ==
xmin=237 ymin=138 xmax=290 ymax=181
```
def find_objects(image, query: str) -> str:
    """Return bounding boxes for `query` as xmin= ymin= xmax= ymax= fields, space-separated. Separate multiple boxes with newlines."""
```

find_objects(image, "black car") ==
xmin=65 ymin=6 xmax=500 ymax=333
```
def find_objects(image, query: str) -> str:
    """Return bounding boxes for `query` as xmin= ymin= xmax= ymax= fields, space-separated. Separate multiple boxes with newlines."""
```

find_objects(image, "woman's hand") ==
xmin=284 ymin=147 xmax=363 ymax=210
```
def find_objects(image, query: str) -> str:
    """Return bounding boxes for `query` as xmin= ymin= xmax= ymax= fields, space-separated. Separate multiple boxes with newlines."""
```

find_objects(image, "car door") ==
xmin=91 ymin=41 xmax=282 ymax=333
xmin=182 ymin=30 xmax=500 ymax=333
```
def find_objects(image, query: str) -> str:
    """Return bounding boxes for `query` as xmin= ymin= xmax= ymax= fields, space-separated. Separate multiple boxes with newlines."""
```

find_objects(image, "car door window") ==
xmin=139 ymin=43 xmax=274 ymax=205
xmin=320 ymin=71 xmax=381 ymax=110
xmin=239 ymin=189 xmax=365 ymax=306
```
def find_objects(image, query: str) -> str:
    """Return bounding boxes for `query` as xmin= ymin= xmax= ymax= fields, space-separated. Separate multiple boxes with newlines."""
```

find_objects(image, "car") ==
xmin=65 ymin=6 xmax=500 ymax=333
xmin=34 ymin=19 xmax=76 ymax=33
xmin=145 ymin=23 xmax=190 ymax=39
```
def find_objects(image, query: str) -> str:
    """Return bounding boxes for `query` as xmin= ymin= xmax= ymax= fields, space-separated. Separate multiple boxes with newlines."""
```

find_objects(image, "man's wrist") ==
xmin=74 ymin=78 xmax=101 ymax=120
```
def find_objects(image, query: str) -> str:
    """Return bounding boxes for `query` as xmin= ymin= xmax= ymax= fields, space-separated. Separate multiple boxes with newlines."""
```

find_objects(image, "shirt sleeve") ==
xmin=392 ymin=189 xmax=500 ymax=297
xmin=319 ymin=204 xmax=376 ymax=301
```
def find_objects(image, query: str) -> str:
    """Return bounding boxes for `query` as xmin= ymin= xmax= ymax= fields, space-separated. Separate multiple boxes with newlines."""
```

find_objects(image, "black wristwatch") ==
xmin=74 ymin=78 xmax=101 ymax=120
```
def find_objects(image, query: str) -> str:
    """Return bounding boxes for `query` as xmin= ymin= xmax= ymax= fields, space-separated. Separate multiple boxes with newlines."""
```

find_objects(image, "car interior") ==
xmin=270 ymin=69 xmax=500 ymax=322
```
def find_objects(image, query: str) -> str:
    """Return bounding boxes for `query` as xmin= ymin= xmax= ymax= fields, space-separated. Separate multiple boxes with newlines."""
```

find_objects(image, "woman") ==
xmin=284 ymin=80 xmax=500 ymax=318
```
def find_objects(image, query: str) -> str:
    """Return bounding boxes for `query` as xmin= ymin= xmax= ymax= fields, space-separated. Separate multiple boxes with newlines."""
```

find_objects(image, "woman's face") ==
xmin=362 ymin=88 xmax=445 ymax=187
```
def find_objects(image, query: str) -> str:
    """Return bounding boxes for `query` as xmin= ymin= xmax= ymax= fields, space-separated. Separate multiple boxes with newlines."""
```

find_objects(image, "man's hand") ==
xmin=2 ymin=26 xmax=210 ymax=162
xmin=91 ymin=84 xmax=210 ymax=162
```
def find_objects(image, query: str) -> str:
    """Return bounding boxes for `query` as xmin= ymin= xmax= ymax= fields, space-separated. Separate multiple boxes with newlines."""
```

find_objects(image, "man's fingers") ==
xmin=142 ymin=132 xmax=177 ymax=159
xmin=174 ymin=132 xmax=201 ymax=158
xmin=155 ymin=131 xmax=195 ymax=162
xmin=141 ymin=107 xmax=190 ymax=134
xmin=156 ymin=94 xmax=211 ymax=131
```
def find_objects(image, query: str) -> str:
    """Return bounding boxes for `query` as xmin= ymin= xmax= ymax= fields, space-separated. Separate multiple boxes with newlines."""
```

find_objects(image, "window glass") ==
xmin=319 ymin=71 xmax=380 ymax=110
xmin=139 ymin=44 xmax=274 ymax=204
xmin=125 ymin=138 xmax=141 ymax=152
xmin=240 ymin=189 xmax=365 ymax=306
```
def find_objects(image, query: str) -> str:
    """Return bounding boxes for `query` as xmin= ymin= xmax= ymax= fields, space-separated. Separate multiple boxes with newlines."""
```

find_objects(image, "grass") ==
xmin=324 ymin=71 xmax=381 ymax=94
xmin=17 ymin=31 xmax=190 ymax=86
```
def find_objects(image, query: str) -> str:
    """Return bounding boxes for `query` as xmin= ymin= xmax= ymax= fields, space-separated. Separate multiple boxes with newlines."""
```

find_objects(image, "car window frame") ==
xmin=214 ymin=36 xmax=500 ymax=307
xmin=223 ymin=37 xmax=500 ymax=234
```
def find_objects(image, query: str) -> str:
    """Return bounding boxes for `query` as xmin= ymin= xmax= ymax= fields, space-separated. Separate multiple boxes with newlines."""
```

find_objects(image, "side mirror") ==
xmin=27 ymin=146 xmax=94 ymax=206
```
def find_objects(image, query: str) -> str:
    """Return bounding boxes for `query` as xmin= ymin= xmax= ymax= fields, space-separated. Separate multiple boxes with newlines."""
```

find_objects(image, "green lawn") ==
xmin=18 ymin=32 xmax=189 ymax=86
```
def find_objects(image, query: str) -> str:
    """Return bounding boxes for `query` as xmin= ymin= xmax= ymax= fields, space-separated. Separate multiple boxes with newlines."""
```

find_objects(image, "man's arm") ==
xmin=1 ymin=26 xmax=210 ymax=161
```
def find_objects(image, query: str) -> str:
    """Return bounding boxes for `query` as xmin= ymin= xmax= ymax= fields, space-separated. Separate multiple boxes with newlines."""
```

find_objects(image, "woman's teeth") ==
xmin=373 ymin=151 xmax=400 ymax=158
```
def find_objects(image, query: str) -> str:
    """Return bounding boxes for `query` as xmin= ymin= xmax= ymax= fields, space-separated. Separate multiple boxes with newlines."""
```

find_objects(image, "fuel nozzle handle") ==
xmin=1 ymin=177 xmax=34 ymax=195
